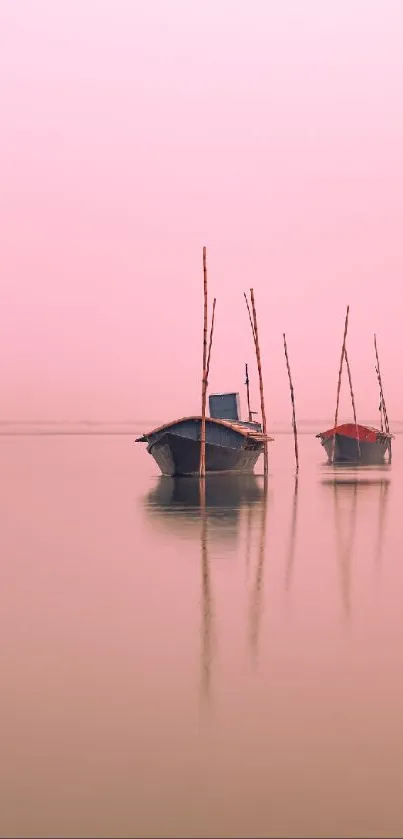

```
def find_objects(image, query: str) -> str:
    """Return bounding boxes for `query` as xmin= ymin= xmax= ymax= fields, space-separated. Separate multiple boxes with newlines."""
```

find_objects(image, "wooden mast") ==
xmin=245 ymin=363 xmax=252 ymax=422
xmin=199 ymin=247 xmax=208 ymax=478
xmin=283 ymin=333 xmax=299 ymax=472
xmin=331 ymin=305 xmax=350 ymax=463
xmin=244 ymin=289 xmax=268 ymax=480
xmin=206 ymin=298 xmax=216 ymax=378
xmin=374 ymin=334 xmax=390 ymax=434
xmin=374 ymin=333 xmax=391 ymax=463
xmin=344 ymin=347 xmax=360 ymax=460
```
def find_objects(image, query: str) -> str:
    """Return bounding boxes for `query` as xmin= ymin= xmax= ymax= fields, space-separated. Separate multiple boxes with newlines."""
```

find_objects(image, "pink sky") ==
xmin=1 ymin=0 xmax=403 ymax=423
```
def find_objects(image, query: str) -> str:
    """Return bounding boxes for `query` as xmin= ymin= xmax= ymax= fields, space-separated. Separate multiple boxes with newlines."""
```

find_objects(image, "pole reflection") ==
xmin=334 ymin=479 xmax=358 ymax=619
xmin=248 ymin=483 xmax=269 ymax=664
xmin=284 ymin=475 xmax=299 ymax=594
xmin=322 ymin=473 xmax=390 ymax=619
xmin=144 ymin=473 xmax=266 ymax=702
xmin=199 ymin=478 xmax=213 ymax=703
xmin=374 ymin=479 xmax=390 ymax=573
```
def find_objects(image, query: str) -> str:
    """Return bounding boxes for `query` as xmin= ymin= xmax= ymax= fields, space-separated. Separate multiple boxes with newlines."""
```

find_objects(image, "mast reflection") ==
xmin=199 ymin=479 xmax=213 ymax=702
xmin=144 ymin=473 xmax=266 ymax=701
xmin=374 ymin=479 xmax=390 ymax=572
xmin=248 ymin=484 xmax=269 ymax=663
xmin=322 ymin=473 xmax=390 ymax=619
xmin=284 ymin=475 xmax=299 ymax=594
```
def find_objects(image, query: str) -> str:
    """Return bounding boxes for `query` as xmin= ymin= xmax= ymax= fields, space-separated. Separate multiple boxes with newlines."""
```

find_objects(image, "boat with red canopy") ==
xmin=317 ymin=306 xmax=393 ymax=465
xmin=317 ymin=422 xmax=392 ymax=465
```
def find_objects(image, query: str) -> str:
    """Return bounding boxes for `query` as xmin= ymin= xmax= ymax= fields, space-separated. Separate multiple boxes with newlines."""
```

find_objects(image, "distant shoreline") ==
xmin=0 ymin=419 xmax=402 ymax=437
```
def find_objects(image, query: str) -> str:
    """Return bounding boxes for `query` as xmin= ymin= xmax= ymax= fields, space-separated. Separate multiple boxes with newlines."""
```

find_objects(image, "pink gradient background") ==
xmin=1 ymin=0 xmax=403 ymax=423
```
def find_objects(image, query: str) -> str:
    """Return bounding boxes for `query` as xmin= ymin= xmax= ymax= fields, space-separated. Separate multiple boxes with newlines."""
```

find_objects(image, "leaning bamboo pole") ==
xmin=245 ymin=289 xmax=268 ymax=479
xmin=331 ymin=305 xmax=350 ymax=463
xmin=374 ymin=334 xmax=390 ymax=434
xmin=344 ymin=346 xmax=360 ymax=460
xmin=243 ymin=293 xmax=256 ymax=344
xmin=206 ymin=298 xmax=216 ymax=377
xmin=374 ymin=333 xmax=391 ymax=463
xmin=283 ymin=333 xmax=299 ymax=472
xmin=199 ymin=247 xmax=209 ymax=478
xmin=245 ymin=363 xmax=252 ymax=422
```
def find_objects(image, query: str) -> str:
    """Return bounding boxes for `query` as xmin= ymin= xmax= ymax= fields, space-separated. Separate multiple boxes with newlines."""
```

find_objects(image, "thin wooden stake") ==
xmin=245 ymin=362 xmax=252 ymax=422
xmin=244 ymin=292 xmax=256 ymax=344
xmin=249 ymin=289 xmax=268 ymax=478
xmin=283 ymin=333 xmax=299 ymax=472
xmin=206 ymin=298 xmax=216 ymax=377
xmin=374 ymin=333 xmax=391 ymax=464
xmin=332 ymin=305 xmax=350 ymax=463
xmin=202 ymin=247 xmax=208 ymax=371
xmin=344 ymin=346 xmax=360 ymax=460
xmin=374 ymin=334 xmax=390 ymax=434
xmin=199 ymin=247 xmax=208 ymax=478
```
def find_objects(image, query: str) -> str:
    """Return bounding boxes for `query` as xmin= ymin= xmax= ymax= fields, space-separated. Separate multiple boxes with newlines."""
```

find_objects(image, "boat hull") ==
xmin=137 ymin=417 xmax=270 ymax=477
xmin=147 ymin=431 xmax=262 ymax=476
xmin=319 ymin=432 xmax=391 ymax=465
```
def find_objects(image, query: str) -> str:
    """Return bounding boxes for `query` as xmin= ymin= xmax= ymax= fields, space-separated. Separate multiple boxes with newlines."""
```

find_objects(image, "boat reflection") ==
xmin=145 ymin=473 xmax=265 ymax=543
xmin=144 ymin=474 xmax=268 ymax=700
xmin=322 ymin=474 xmax=390 ymax=618
xmin=144 ymin=474 xmax=268 ymax=702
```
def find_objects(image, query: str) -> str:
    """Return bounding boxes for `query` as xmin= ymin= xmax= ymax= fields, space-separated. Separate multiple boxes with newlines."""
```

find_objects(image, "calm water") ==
xmin=1 ymin=427 xmax=403 ymax=838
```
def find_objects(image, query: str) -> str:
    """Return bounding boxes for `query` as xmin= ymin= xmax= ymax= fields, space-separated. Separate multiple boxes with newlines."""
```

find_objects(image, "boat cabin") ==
xmin=209 ymin=392 xmax=261 ymax=431
xmin=209 ymin=392 xmax=240 ymax=421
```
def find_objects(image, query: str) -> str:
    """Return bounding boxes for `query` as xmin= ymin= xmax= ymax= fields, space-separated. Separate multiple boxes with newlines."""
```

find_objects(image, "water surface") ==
xmin=1 ymin=428 xmax=402 ymax=838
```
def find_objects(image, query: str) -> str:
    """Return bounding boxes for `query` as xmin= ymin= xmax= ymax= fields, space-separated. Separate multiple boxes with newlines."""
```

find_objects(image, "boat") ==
xmin=317 ymin=422 xmax=392 ymax=465
xmin=136 ymin=391 xmax=273 ymax=476
xmin=317 ymin=307 xmax=393 ymax=465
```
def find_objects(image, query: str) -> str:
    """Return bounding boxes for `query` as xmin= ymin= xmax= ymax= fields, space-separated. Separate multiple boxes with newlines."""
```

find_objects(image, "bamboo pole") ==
xmin=344 ymin=347 xmax=360 ymax=460
xmin=198 ymin=296 xmax=217 ymax=479
xmin=331 ymin=305 xmax=350 ymax=463
xmin=283 ymin=333 xmax=299 ymax=472
xmin=199 ymin=247 xmax=208 ymax=478
xmin=243 ymin=292 xmax=256 ymax=344
xmin=377 ymin=390 xmax=384 ymax=433
xmin=246 ymin=289 xmax=268 ymax=479
xmin=374 ymin=333 xmax=391 ymax=464
xmin=374 ymin=334 xmax=390 ymax=434
xmin=245 ymin=362 xmax=252 ymax=422
xmin=206 ymin=298 xmax=216 ymax=378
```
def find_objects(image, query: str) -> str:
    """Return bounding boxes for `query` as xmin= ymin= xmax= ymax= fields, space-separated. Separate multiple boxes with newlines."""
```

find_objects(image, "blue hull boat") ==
xmin=136 ymin=414 xmax=272 ymax=476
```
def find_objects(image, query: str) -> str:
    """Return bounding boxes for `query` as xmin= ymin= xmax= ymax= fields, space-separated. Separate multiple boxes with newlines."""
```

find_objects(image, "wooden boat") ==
xmin=317 ymin=422 xmax=392 ymax=465
xmin=136 ymin=392 xmax=273 ymax=477
xmin=317 ymin=307 xmax=393 ymax=465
